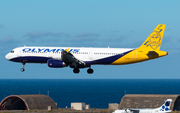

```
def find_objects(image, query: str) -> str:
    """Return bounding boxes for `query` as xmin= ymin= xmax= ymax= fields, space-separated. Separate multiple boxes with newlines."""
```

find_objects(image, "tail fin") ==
xmin=155 ymin=99 xmax=173 ymax=112
xmin=138 ymin=24 xmax=166 ymax=51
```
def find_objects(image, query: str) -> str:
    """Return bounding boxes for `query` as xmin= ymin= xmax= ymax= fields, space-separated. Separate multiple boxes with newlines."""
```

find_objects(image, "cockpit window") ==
xmin=11 ymin=50 xmax=14 ymax=53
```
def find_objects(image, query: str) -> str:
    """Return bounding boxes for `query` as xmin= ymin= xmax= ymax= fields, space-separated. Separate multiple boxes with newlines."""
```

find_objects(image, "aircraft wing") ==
xmin=61 ymin=48 xmax=85 ymax=65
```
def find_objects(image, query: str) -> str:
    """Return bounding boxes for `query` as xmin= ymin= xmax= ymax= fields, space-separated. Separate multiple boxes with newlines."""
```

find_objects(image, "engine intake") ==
xmin=48 ymin=59 xmax=67 ymax=68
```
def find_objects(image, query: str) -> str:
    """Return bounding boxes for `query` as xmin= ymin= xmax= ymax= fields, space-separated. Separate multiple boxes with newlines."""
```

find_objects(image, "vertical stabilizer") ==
xmin=155 ymin=99 xmax=173 ymax=112
xmin=138 ymin=24 xmax=166 ymax=51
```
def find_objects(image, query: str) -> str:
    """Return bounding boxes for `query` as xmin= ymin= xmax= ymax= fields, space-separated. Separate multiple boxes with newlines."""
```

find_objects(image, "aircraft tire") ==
xmin=73 ymin=68 xmax=80 ymax=73
xmin=87 ymin=68 xmax=93 ymax=74
xmin=21 ymin=68 xmax=25 ymax=72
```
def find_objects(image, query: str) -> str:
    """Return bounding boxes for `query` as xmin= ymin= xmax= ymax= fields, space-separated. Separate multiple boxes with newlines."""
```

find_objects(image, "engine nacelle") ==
xmin=47 ymin=59 xmax=67 ymax=68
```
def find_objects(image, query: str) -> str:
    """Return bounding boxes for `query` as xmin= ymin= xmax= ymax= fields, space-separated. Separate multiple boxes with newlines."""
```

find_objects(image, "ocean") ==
xmin=0 ymin=79 xmax=179 ymax=108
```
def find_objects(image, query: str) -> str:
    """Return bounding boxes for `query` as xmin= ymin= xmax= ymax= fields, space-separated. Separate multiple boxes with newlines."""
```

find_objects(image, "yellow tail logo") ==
xmin=138 ymin=24 xmax=166 ymax=50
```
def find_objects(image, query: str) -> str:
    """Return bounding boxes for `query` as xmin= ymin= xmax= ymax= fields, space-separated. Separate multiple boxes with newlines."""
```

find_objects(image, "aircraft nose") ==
xmin=5 ymin=53 xmax=10 ymax=60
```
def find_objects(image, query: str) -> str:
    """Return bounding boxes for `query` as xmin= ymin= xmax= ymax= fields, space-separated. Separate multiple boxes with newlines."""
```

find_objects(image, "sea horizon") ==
xmin=0 ymin=79 xmax=179 ymax=108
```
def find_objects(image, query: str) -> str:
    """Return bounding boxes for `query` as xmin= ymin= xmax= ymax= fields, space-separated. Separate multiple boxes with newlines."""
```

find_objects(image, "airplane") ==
xmin=112 ymin=99 xmax=173 ymax=113
xmin=5 ymin=24 xmax=167 ymax=74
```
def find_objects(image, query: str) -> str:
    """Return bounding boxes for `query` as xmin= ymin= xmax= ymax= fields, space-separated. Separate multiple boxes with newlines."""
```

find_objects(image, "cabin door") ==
xmin=88 ymin=49 xmax=93 ymax=60
xmin=132 ymin=50 xmax=137 ymax=59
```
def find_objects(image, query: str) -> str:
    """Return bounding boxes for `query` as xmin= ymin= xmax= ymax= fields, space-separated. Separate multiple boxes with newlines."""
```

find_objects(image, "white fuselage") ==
xmin=5 ymin=46 xmax=134 ymax=65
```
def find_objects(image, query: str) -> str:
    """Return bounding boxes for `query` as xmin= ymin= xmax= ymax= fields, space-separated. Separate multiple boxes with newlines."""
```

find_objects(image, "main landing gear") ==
xmin=73 ymin=68 xmax=80 ymax=74
xmin=21 ymin=62 xmax=25 ymax=72
xmin=87 ymin=68 xmax=93 ymax=74
xmin=73 ymin=68 xmax=94 ymax=74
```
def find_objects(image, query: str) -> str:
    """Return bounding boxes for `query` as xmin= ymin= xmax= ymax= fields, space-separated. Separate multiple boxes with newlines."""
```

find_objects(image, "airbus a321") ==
xmin=5 ymin=24 xmax=168 ymax=74
xmin=113 ymin=99 xmax=173 ymax=113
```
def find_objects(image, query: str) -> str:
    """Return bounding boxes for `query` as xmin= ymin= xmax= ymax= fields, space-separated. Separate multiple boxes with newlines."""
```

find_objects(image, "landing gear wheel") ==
xmin=21 ymin=68 xmax=25 ymax=72
xmin=73 ymin=68 xmax=80 ymax=74
xmin=87 ymin=68 xmax=93 ymax=74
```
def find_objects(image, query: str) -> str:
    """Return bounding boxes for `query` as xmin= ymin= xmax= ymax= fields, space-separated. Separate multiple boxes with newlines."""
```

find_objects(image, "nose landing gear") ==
xmin=21 ymin=62 xmax=25 ymax=72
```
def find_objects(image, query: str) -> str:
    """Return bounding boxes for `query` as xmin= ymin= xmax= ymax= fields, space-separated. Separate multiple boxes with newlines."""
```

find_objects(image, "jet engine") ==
xmin=47 ymin=59 xmax=67 ymax=68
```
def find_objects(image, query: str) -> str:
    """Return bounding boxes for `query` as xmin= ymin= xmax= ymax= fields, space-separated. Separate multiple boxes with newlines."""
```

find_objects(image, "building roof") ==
xmin=119 ymin=94 xmax=180 ymax=111
xmin=0 ymin=95 xmax=57 ymax=110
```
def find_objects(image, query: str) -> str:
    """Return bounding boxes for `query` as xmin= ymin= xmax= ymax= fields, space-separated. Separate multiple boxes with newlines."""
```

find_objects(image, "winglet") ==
xmin=138 ymin=24 xmax=166 ymax=51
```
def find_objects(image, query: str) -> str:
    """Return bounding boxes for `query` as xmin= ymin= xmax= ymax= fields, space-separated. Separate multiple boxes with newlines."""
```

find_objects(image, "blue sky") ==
xmin=0 ymin=0 xmax=180 ymax=79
